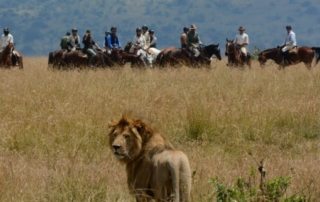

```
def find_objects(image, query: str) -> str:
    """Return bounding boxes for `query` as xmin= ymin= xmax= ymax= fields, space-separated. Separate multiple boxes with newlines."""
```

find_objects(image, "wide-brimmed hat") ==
xmin=238 ymin=26 xmax=245 ymax=31
xmin=190 ymin=24 xmax=197 ymax=30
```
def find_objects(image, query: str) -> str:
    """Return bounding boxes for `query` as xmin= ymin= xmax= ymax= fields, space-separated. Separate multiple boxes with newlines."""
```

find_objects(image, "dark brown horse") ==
xmin=0 ymin=43 xmax=23 ymax=69
xmin=155 ymin=47 xmax=192 ymax=67
xmin=156 ymin=44 xmax=221 ymax=68
xmin=49 ymin=49 xmax=113 ymax=69
xmin=258 ymin=46 xmax=320 ymax=69
xmin=225 ymin=39 xmax=251 ymax=68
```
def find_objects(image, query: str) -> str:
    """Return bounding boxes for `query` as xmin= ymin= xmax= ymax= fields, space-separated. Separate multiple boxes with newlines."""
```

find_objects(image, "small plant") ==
xmin=209 ymin=161 xmax=307 ymax=202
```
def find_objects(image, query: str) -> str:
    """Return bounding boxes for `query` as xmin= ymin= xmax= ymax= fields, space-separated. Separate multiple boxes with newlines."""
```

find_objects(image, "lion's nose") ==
xmin=112 ymin=145 xmax=121 ymax=151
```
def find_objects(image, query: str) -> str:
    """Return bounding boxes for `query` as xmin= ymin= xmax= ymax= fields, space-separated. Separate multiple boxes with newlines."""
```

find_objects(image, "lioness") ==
xmin=108 ymin=116 xmax=191 ymax=202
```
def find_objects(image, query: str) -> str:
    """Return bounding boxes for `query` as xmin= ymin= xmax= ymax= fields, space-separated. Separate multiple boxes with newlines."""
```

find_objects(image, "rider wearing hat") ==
xmin=142 ymin=25 xmax=150 ymax=49
xmin=70 ymin=28 xmax=81 ymax=50
xmin=187 ymin=24 xmax=201 ymax=57
xmin=105 ymin=26 xmax=121 ymax=52
xmin=0 ymin=28 xmax=14 ymax=52
xmin=82 ymin=29 xmax=101 ymax=65
xmin=282 ymin=25 xmax=297 ymax=65
xmin=148 ymin=29 xmax=157 ymax=48
xmin=130 ymin=27 xmax=146 ymax=54
xmin=234 ymin=26 xmax=250 ymax=57
xmin=60 ymin=32 xmax=71 ymax=51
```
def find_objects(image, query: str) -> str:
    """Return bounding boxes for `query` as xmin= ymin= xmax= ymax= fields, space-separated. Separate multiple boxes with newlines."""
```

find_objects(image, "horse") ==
xmin=0 ymin=43 xmax=23 ymax=69
xmin=123 ymin=42 xmax=149 ymax=67
xmin=156 ymin=44 xmax=221 ymax=68
xmin=225 ymin=39 xmax=251 ymax=68
xmin=49 ymin=49 xmax=113 ymax=69
xmin=258 ymin=46 xmax=320 ymax=69
xmin=155 ymin=47 xmax=191 ymax=67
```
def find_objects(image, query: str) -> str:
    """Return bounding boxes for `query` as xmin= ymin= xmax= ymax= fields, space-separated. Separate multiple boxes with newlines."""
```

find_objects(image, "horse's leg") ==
xmin=18 ymin=56 xmax=23 ymax=69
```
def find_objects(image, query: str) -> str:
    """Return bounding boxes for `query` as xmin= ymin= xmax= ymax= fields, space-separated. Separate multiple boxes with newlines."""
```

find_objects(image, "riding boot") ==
xmin=282 ymin=51 xmax=289 ymax=65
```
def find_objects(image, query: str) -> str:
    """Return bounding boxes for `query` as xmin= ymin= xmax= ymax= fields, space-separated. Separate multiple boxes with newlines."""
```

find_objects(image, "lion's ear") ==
xmin=132 ymin=119 xmax=146 ymax=135
xmin=108 ymin=120 xmax=118 ymax=128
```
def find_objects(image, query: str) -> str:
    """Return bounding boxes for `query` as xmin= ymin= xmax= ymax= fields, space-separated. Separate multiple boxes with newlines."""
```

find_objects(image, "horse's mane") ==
xmin=260 ymin=47 xmax=279 ymax=54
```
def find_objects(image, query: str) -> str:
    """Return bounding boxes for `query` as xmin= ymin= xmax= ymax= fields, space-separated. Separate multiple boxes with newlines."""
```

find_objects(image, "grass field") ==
xmin=0 ymin=57 xmax=319 ymax=201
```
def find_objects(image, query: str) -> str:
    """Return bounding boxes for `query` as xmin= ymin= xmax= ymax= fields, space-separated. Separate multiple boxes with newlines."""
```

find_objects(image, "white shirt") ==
xmin=234 ymin=33 xmax=249 ymax=46
xmin=0 ymin=33 xmax=14 ymax=49
xmin=132 ymin=34 xmax=146 ymax=49
xmin=143 ymin=31 xmax=150 ymax=48
xmin=285 ymin=31 xmax=297 ymax=46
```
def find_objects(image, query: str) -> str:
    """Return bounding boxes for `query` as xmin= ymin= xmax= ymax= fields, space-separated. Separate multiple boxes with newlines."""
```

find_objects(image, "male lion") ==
xmin=108 ymin=116 xmax=191 ymax=202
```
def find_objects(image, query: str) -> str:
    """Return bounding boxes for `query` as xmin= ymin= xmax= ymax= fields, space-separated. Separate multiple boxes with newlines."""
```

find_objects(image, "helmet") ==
xmin=71 ymin=28 xmax=78 ymax=32
xmin=149 ymin=29 xmax=154 ymax=34
xmin=142 ymin=25 xmax=148 ymax=30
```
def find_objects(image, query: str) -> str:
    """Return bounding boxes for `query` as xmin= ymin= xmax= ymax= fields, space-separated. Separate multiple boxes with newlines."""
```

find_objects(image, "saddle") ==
xmin=288 ymin=46 xmax=298 ymax=53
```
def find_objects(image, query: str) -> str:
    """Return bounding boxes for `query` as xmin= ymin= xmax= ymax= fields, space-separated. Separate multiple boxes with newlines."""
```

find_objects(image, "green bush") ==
xmin=210 ymin=172 xmax=307 ymax=202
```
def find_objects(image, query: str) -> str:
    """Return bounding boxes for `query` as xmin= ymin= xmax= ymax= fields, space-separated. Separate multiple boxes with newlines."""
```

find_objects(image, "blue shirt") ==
xmin=105 ymin=33 xmax=121 ymax=49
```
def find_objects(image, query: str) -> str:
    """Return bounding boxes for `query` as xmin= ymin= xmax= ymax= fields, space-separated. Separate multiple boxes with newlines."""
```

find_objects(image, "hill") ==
xmin=1 ymin=0 xmax=320 ymax=55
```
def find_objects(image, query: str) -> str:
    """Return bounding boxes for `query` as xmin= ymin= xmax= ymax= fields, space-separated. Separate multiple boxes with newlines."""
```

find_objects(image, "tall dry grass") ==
xmin=0 ymin=58 xmax=319 ymax=201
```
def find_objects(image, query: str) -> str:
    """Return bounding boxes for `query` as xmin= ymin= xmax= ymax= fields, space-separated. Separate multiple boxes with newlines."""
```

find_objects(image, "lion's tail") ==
xmin=177 ymin=154 xmax=192 ymax=202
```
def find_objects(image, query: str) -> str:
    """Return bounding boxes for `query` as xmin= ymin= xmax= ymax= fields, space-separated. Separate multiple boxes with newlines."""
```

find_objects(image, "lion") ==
xmin=108 ymin=116 xmax=191 ymax=202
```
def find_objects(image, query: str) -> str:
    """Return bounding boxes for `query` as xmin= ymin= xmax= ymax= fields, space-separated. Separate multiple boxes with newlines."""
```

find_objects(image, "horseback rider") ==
xmin=105 ymin=26 xmax=121 ymax=54
xmin=142 ymin=25 xmax=150 ymax=49
xmin=130 ymin=27 xmax=147 ymax=66
xmin=234 ymin=26 xmax=250 ymax=61
xmin=60 ymin=32 xmax=71 ymax=51
xmin=70 ymin=28 xmax=81 ymax=51
xmin=130 ymin=27 xmax=146 ymax=54
xmin=180 ymin=27 xmax=189 ymax=49
xmin=0 ymin=28 xmax=14 ymax=52
xmin=149 ymin=29 xmax=157 ymax=48
xmin=0 ymin=28 xmax=18 ymax=66
xmin=82 ymin=30 xmax=100 ymax=65
xmin=187 ymin=24 xmax=202 ymax=57
xmin=282 ymin=25 xmax=297 ymax=65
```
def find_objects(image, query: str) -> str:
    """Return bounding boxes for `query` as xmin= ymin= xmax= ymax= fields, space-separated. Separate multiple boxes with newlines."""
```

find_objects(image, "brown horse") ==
xmin=0 ymin=43 xmax=23 ymax=69
xmin=155 ymin=47 xmax=192 ymax=67
xmin=49 ymin=49 xmax=113 ymax=69
xmin=258 ymin=46 xmax=320 ymax=69
xmin=156 ymin=44 xmax=221 ymax=68
xmin=225 ymin=39 xmax=251 ymax=68
xmin=122 ymin=42 xmax=147 ymax=67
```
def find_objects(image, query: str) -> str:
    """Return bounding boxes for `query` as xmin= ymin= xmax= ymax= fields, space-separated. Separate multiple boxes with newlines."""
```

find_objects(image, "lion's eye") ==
xmin=124 ymin=134 xmax=130 ymax=139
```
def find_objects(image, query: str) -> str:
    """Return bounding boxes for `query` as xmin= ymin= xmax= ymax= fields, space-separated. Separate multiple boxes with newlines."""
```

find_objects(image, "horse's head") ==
xmin=225 ymin=38 xmax=235 ymax=55
xmin=203 ymin=44 xmax=222 ymax=60
xmin=3 ymin=43 xmax=14 ymax=53
xmin=124 ymin=42 xmax=132 ymax=53
xmin=258 ymin=52 xmax=267 ymax=66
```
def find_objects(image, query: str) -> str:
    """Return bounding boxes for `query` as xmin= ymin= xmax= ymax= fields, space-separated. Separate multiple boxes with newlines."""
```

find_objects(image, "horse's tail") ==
xmin=312 ymin=47 xmax=320 ymax=65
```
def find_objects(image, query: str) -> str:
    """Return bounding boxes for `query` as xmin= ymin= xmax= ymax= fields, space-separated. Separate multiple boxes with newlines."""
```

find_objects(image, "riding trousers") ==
xmin=240 ymin=47 xmax=248 ymax=56
xmin=86 ymin=48 xmax=97 ymax=57
xmin=189 ymin=46 xmax=200 ymax=57
xmin=282 ymin=45 xmax=295 ymax=52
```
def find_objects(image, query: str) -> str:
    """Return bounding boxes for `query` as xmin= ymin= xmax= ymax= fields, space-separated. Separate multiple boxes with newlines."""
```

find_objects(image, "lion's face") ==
xmin=108 ymin=118 xmax=144 ymax=163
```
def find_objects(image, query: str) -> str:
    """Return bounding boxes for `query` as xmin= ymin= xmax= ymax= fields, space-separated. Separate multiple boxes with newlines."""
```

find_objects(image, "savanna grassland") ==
xmin=0 ymin=58 xmax=319 ymax=201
